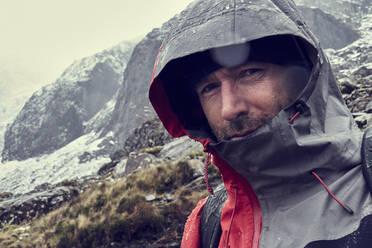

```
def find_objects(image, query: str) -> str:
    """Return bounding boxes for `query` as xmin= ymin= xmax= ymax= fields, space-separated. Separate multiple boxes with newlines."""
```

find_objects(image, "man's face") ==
xmin=195 ymin=62 xmax=294 ymax=142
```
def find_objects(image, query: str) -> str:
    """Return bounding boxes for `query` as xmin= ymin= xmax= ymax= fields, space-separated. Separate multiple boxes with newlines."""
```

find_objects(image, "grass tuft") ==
xmin=0 ymin=150 xmax=216 ymax=247
xmin=117 ymin=194 xmax=146 ymax=214
xmin=138 ymin=146 xmax=163 ymax=155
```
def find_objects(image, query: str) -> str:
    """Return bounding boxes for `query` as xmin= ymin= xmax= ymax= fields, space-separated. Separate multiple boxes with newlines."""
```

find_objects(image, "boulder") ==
xmin=186 ymin=159 xmax=204 ymax=178
xmin=0 ymin=186 xmax=79 ymax=228
xmin=339 ymin=78 xmax=358 ymax=94
xmin=124 ymin=153 xmax=162 ymax=176
xmin=121 ymin=118 xmax=173 ymax=157
xmin=112 ymin=152 xmax=163 ymax=178
xmin=159 ymin=136 xmax=203 ymax=161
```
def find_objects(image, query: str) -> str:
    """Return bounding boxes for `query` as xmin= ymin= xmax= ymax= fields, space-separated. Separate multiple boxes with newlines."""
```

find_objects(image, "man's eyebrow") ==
xmin=236 ymin=62 xmax=263 ymax=69
xmin=194 ymin=73 xmax=216 ymax=90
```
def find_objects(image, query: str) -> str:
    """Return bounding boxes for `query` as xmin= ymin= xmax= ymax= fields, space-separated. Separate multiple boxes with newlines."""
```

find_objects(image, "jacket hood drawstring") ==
xmin=204 ymin=152 xmax=215 ymax=195
xmin=312 ymin=171 xmax=354 ymax=215
xmin=289 ymin=102 xmax=306 ymax=124
xmin=288 ymin=103 xmax=354 ymax=214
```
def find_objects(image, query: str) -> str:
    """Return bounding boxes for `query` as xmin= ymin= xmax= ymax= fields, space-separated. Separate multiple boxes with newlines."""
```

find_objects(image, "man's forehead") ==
xmin=183 ymin=35 xmax=311 ymax=92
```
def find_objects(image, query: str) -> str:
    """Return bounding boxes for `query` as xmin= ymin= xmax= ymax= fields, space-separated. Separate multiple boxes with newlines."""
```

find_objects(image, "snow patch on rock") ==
xmin=0 ymin=132 xmax=111 ymax=194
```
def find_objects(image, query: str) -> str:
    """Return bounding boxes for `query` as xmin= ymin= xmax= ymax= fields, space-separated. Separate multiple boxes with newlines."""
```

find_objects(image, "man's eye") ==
xmin=200 ymin=82 xmax=220 ymax=95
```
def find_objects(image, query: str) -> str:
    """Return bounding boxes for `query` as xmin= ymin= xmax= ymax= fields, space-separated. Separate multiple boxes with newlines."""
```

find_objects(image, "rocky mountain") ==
xmin=101 ymin=16 xmax=179 ymax=148
xmin=1 ymin=41 xmax=134 ymax=162
xmin=326 ymin=13 xmax=372 ymax=129
xmin=1 ymin=2 xmax=361 ymax=164
xmin=326 ymin=13 xmax=372 ymax=79
xmin=0 ymin=0 xmax=370 ymax=195
xmin=294 ymin=0 xmax=371 ymax=27
xmin=298 ymin=6 xmax=360 ymax=49
xmin=0 ymin=1 xmax=371 ymax=247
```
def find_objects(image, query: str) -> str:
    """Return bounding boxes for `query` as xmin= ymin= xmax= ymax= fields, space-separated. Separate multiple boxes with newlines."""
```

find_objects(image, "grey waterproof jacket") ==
xmin=149 ymin=0 xmax=371 ymax=247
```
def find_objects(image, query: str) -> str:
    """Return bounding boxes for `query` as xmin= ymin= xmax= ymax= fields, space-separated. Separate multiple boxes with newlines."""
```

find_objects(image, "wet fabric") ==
xmin=148 ymin=0 xmax=371 ymax=247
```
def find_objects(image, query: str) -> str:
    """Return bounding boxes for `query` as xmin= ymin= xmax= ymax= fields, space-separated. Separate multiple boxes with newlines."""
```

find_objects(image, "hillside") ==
xmin=0 ymin=0 xmax=371 ymax=247
xmin=0 ymin=147 xmax=221 ymax=248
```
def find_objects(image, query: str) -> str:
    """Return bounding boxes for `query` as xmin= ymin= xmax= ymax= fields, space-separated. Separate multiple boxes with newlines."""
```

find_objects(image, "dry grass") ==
xmin=138 ymin=146 xmax=163 ymax=155
xmin=0 ymin=156 xmax=213 ymax=248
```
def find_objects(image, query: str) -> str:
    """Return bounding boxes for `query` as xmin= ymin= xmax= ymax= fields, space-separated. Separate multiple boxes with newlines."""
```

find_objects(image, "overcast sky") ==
xmin=0 ymin=0 xmax=193 ymax=86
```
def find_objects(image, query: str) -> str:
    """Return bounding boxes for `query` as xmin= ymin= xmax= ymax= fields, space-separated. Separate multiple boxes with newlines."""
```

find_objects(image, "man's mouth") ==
xmin=227 ymin=129 xmax=254 ymax=141
xmin=212 ymin=114 xmax=274 ymax=142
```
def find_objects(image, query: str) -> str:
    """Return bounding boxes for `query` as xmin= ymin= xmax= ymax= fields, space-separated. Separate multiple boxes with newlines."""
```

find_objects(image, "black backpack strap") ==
xmin=362 ymin=128 xmax=372 ymax=195
xmin=200 ymin=183 xmax=227 ymax=248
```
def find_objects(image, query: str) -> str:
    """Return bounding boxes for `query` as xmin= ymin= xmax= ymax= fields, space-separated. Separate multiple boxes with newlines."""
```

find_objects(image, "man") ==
xmin=149 ymin=0 xmax=371 ymax=247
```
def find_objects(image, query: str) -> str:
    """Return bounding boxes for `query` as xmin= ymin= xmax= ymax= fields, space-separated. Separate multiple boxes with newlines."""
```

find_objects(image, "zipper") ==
xmin=225 ymin=186 xmax=238 ymax=248
xmin=247 ymin=182 xmax=262 ymax=248
xmin=209 ymin=149 xmax=263 ymax=248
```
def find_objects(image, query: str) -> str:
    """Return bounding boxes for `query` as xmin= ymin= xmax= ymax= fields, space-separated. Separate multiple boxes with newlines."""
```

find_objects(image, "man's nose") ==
xmin=220 ymin=81 xmax=247 ymax=121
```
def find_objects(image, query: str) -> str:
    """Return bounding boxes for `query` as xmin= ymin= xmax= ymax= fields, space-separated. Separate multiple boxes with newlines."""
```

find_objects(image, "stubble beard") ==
xmin=209 ymin=113 xmax=274 ymax=142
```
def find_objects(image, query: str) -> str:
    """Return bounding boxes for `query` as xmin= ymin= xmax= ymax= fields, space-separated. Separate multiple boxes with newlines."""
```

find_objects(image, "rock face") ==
xmin=1 ymin=42 xmax=134 ymax=162
xmin=0 ymin=184 xmax=79 ymax=228
xmin=1 ymin=2 xmax=363 ymax=163
xmin=102 ymin=16 xmax=180 ymax=148
xmin=326 ymin=13 xmax=372 ymax=129
xmin=120 ymin=118 xmax=173 ymax=157
xmin=0 ymin=0 xmax=371 ymax=234
xmin=101 ymin=30 xmax=162 ymax=147
xmin=0 ymin=176 xmax=104 ymax=228
xmin=99 ymin=117 xmax=173 ymax=176
xmin=159 ymin=136 xmax=203 ymax=161
xmin=298 ymin=6 xmax=360 ymax=49
xmin=295 ymin=0 xmax=371 ymax=27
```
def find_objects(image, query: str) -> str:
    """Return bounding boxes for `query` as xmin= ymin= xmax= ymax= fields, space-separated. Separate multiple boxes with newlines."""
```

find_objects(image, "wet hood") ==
xmin=149 ymin=0 xmax=362 ymax=189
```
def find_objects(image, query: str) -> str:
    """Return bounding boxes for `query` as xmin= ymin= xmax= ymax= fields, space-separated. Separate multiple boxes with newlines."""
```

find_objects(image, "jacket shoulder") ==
xmin=181 ymin=197 xmax=207 ymax=248
xmin=362 ymin=127 xmax=372 ymax=196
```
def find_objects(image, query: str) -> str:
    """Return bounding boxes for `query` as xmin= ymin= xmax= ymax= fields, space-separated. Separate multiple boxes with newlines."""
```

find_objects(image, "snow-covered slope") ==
xmin=1 ymin=41 xmax=134 ymax=162
xmin=0 ymin=1 xmax=370 ymax=195
xmin=325 ymin=13 xmax=372 ymax=77
xmin=56 ymin=41 xmax=133 ymax=85
xmin=0 ymin=40 xmax=135 ymax=193
xmin=294 ymin=0 xmax=371 ymax=27
xmin=0 ymin=131 xmax=111 ymax=194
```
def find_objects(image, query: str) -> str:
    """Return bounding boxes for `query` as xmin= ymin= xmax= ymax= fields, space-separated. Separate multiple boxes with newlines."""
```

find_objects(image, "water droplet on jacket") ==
xmin=210 ymin=42 xmax=250 ymax=67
